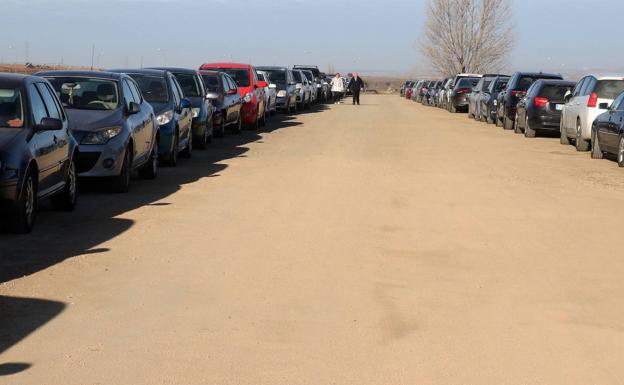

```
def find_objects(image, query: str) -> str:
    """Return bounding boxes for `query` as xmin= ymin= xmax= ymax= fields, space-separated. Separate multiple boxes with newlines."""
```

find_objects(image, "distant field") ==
xmin=0 ymin=63 xmax=96 ymax=74
xmin=362 ymin=76 xmax=405 ymax=94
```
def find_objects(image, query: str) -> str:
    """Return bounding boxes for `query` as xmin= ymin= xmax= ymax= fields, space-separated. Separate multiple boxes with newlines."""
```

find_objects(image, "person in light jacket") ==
xmin=347 ymin=72 xmax=365 ymax=105
xmin=330 ymin=73 xmax=345 ymax=104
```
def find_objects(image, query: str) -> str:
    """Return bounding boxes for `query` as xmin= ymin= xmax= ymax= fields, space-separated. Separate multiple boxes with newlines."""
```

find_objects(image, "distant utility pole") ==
xmin=90 ymin=44 xmax=95 ymax=70
xmin=25 ymin=41 xmax=29 ymax=63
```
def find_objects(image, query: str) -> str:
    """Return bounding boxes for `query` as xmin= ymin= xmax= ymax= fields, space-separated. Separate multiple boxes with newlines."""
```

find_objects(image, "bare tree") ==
xmin=419 ymin=0 xmax=514 ymax=76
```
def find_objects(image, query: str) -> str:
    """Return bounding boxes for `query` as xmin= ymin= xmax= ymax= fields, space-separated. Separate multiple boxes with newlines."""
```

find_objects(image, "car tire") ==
xmin=618 ymin=136 xmax=624 ymax=167
xmin=51 ymin=155 xmax=78 ymax=211
xmin=503 ymin=113 xmax=513 ymax=130
xmin=524 ymin=116 xmax=536 ymax=138
xmin=591 ymin=127 xmax=603 ymax=159
xmin=139 ymin=139 xmax=158 ymax=180
xmin=112 ymin=146 xmax=132 ymax=193
xmin=560 ymin=121 xmax=570 ymax=145
xmin=11 ymin=167 xmax=37 ymax=234
xmin=450 ymin=103 xmax=457 ymax=113
xmin=216 ymin=116 xmax=225 ymax=138
xmin=181 ymin=130 xmax=193 ymax=158
xmin=260 ymin=108 xmax=266 ymax=127
xmin=575 ymin=119 xmax=590 ymax=152
xmin=163 ymin=131 xmax=179 ymax=167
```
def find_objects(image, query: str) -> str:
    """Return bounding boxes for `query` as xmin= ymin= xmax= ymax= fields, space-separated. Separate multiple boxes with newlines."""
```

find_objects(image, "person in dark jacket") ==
xmin=347 ymin=72 xmax=365 ymax=105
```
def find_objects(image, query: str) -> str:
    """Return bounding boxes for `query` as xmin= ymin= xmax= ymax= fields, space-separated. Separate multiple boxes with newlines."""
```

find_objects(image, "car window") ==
xmin=35 ymin=82 xmax=61 ymax=120
xmin=128 ymin=74 xmax=169 ymax=103
xmin=122 ymin=80 xmax=137 ymax=106
xmin=170 ymin=78 xmax=182 ymax=104
xmin=483 ymin=78 xmax=494 ymax=90
xmin=539 ymin=84 xmax=574 ymax=101
xmin=174 ymin=72 xmax=201 ymax=97
xmin=516 ymin=76 xmax=540 ymax=91
xmin=127 ymin=80 xmax=143 ymax=103
xmin=526 ymin=82 xmax=539 ymax=96
xmin=612 ymin=92 xmax=624 ymax=110
xmin=581 ymin=77 xmax=596 ymax=96
xmin=45 ymin=77 xmax=120 ymax=110
xmin=228 ymin=76 xmax=238 ymax=93
xmin=28 ymin=84 xmax=48 ymax=125
xmin=263 ymin=69 xmax=286 ymax=84
xmin=474 ymin=78 xmax=484 ymax=91
xmin=44 ymin=83 xmax=66 ymax=121
xmin=202 ymin=68 xmax=250 ymax=87
xmin=456 ymin=78 xmax=479 ymax=88
xmin=572 ymin=77 xmax=586 ymax=97
xmin=201 ymin=75 xmax=220 ymax=93
xmin=594 ymin=80 xmax=624 ymax=99
xmin=0 ymin=87 xmax=24 ymax=128
xmin=252 ymin=69 xmax=258 ymax=84
xmin=196 ymin=74 xmax=206 ymax=95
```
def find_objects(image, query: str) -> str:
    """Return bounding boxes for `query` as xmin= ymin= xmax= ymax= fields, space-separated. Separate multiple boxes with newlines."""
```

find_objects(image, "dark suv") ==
xmin=0 ymin=74 xmax=79 ymax=233
xmin=496 ymin=72 xmax=563 ymax=129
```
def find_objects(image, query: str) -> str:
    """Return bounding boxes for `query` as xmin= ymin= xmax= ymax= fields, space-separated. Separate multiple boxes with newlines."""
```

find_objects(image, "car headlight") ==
xmin=157 ymin=110 xmax=174 ymax=126
xmin=277 ymin=90 xmax=287 ymax=98
xmin=243 ymin=92 xmax=253 ymax=103
xmin=81 ymin=126 xmax=122 ymax=145
xmin=191 ymin=107 xmax=200 ymax=118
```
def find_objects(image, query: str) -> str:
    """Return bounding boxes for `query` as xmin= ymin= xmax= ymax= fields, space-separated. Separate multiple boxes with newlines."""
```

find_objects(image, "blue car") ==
xmin=37 ymin=71 xmax=159 ymax=192
xmin=110 ymin=69 xmax=192 ymax=167
xmin=0 ymin=73 xmax=79 ymax=233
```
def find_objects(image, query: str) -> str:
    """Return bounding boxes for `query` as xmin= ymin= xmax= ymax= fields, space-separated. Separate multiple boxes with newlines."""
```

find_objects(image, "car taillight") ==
xmin=534 ymin=97 xmax=549 ymax=108
xmin=456 ymin=88 xmax=471 ymax=94
xmin=587 ymin=92 xmax=598 ymax=108
xmin=511 ymin=90 xmax=526 ymax=97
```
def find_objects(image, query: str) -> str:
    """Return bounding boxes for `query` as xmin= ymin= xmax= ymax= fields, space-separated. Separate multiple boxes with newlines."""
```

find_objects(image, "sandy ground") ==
xmin=2 ymin=95 xmax=624 ymax=384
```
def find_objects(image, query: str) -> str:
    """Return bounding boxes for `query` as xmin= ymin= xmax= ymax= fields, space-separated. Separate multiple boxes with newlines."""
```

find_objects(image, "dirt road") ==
xmin=2 ymin=95 xmax=624 ymax=384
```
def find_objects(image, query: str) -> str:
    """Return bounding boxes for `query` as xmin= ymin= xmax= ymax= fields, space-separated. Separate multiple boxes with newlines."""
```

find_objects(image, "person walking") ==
xmin=330 ymin=73 xmax=345 ymax=104
xmin=347 ymin=72 xmax=365 ymax=105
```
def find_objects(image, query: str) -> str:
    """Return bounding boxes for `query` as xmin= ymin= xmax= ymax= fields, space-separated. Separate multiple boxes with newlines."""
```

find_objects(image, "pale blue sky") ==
xmin=1 ymin=0 xmax=623 ymax=75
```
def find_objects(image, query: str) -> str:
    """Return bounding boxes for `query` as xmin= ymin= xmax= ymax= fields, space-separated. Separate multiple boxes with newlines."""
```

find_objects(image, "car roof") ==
xmin=456 ymin=73 xmax=482 ymax=77
xmin=256 ymin=66 xmax=288 ymax=71
xmin=109 ymin=68 xmax=168 ymax=77
xmin=198 ymin=70 xmax=222 ymax=77
xmin=0 ymin=72 xmax=34 ymax=86
xmin=584 ymin=73 xmax=624 ymax=80
xmin=534 ymin=79 xmax=576 ymax=86
xmin=200 ymin=63 xmax=250 ymax=69
xmin=148 ymin=67 xmax=198 ymax=75
xmin=35 ymin=70 xmax=124 ymax=80
xmin=514 ymin=71 xmax=562 ymax=77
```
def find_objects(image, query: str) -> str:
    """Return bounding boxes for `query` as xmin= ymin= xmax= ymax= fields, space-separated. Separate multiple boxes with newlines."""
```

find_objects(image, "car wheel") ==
xmin=560 ymin=120 xmax=570 ymax=145
xmin=524 ymin=116 xmax=536 ymax=138
xmin=215 ymin=116 xmax=225 ymax=138
xmin=163 ymin=131 xmax=179 ymax=167
xmin=618 ymin=136 xmax=624 ymax=167
xmin=139 ymin=139 xmax=158 ymax=180
xmin=513 ymin=112 xmax=522 ymax=134
xmin=250 ymin=109 xmax=260 ymax=130
xmin=591 ymin=127 xmax=603 ymax=159
xmin=181 ymin=129 xmax=192 ymax=158
xmin=196 ymin=124 xmax=209 ymax=149
xmin=450 ymin=103 xmax=457 ymax=113
xmin=503 ymin=113 xmax=513 ymax=130
xmin=113 ymin=146 xmax=132 ymax=193
xmin=495 ymin=112 xmax=502 ymax=127
xmin=51 ymin=155 xmax=78 ymax=210
xmin=260 ymin=108 xmax=267 ymax=127
xmin=233 ymin=117 xmax=242 ymax=134
xmin=11 ymin=167 xmax=37 ymax=233
xmin=575 ymin=119 xmax=590 ymax=151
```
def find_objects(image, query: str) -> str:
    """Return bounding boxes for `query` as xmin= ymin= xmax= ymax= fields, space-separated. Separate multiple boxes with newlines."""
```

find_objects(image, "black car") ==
xmin=496 ymin=72 xmax=563 ymax=129
xmin=448 ymin=77 xmax=480 ymax=113
xmin=150 ymin=67 xmax=213 ymax=149
xmin=257 ymin=66 xmax=298 ymax=113
xmin=480 ymin=76 xmax=509 ymax=124
xmin=0 ymin=74 xmax=78 ymax=233
xmin=37 ymin=71 xmax=159 ymax=192
xmin=199 ymin=70 xmax=242 ymax=137
xmin=591 ymin=91 xmax=624 ymax=166
xmin=468 ymin=74 xmax=501 ymax=119
xmin=110 ymin=69 xmax=192 ymax=167
xmin=514 ymin=80 xmax=575 ymax=137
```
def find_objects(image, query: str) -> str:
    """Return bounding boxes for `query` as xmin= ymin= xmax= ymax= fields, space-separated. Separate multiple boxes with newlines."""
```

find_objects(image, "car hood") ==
xmin=186 ymin=96 xmax=203 ymax=108
xmin=149 ymin=102 xmax=173 ymax=115
xmin=66 ymin=109 xmax=123 ymax=132
xmin=0 ymin=127 xmax=27 ymax=153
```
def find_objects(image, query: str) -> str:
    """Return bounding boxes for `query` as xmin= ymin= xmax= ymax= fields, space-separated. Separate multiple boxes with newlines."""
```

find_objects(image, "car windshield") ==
xmin=46 ymin=77 xmax=119 ymax=111
xmin=303 ymin=72 xmax=314 ymax=82
xmin=203 ymin=68 xmax=250 ymax=87
xmin=457 ymin=78 xmax=479 ymax=88
xmin=595 ymin=80 xmax=624 ymax=99
xmin=263 ymin=70 xmax=286 ymax=83
xmin=292 ymin=71 xmax=303 ymax=83
xmin=540 ymin=85 xmax=573 ymax=101
xmin=0 ymin=88 xmax=24 ymax=128
xmin=173 ymin=73 xmax=201 ymax=97
xmin=201 ymin=75 xmax=220 ymax=93
xmin=128 ymin=74 xmax=169 ymax=103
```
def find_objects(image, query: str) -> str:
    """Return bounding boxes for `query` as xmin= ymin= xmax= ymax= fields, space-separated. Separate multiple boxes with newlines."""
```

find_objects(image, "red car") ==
xmin=198 ymin=63 xmax=267 ymax=129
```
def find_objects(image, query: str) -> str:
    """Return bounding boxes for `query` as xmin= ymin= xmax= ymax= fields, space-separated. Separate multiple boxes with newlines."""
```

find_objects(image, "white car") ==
xmin=257 ymin=70 xmax=277 ymax=115
xmin=292 ymin=70 xmax=312 ymax=110
xmin=561 ymin=74 xmax=624 ymax=151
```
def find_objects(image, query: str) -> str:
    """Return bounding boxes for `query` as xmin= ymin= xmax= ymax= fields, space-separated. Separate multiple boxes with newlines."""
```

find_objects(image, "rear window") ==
xmin=517 ymin=76 xmax=561 ymax=91
xmin=0 ymin=88 xmax=23 ymax=128
xmin=494 ymin=79 xmax=509 ymax=92
xmin=456 ymin=78 xmax=479 ymax=88
xmin=594 ymin=80 xmax=624 ymax=99
xmin=539 ymin=85 xmax=574 ymax=101
xmin=201 ymin=75 xmax=219 ymax=92
xmin=173 ymin=73 xmax=201 ymax=97
xmin=202 ymin=68 xmax=250 ymax=87
xmin=128 ymin=74 xmax=169 ymax=103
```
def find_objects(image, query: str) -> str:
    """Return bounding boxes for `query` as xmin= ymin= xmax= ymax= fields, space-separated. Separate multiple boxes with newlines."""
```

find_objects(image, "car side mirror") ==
xmin=564 ymin=93 xmax=572 ymax=102
xmin=205 ymin=92 xmax=219 ymax=100
xmin=179 ymin=98 xmax=191 ymax=111
xmin=256 ymin=81 xmax=268 ymax=88
xmin=599 ymin=102 xmax=610 ymax=110
xmin=227 ymin=88 xmax=237 ymax=95
xmin=35 ymin=117 xmax=63 ymax=131
xmin=127 ymin=101 xmax=141 ymax=115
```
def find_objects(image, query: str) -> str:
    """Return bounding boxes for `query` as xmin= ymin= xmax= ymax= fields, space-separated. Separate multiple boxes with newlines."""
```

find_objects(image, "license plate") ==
xmin=555 ymin=104 xmax=563 ymax=110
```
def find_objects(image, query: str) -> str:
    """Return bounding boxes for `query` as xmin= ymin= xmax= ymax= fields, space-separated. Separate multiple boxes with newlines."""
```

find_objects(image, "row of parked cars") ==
xmin=0 ymin=63 xmax=334 ymax=233
xmin=402 ymin=71 xmax=624 ymax=162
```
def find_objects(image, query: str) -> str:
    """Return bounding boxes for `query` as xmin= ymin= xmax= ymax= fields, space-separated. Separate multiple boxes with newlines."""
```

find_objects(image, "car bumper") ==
xmin=529 ymin=114 xmax=562 ymax=130
xmin=276 ymin=96 xmax=290 ymax=109
xmin=241 ymin=102 xmax=258 ymax=124
xmin=76 ymin=136 xmax=129 ymax=177
xmin=452 ymin=95 xmax=469 ymax=108
xmin=0 ymin=179 xmax=18 ymax=211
